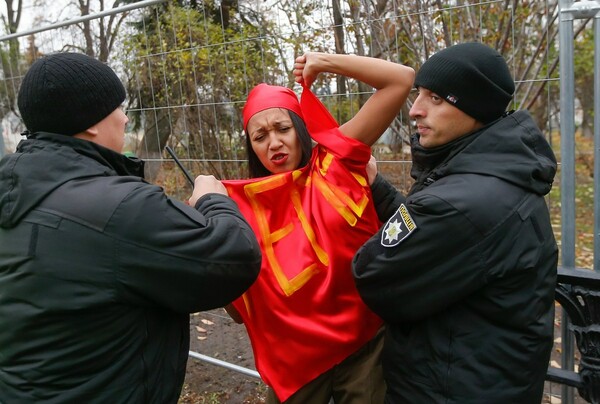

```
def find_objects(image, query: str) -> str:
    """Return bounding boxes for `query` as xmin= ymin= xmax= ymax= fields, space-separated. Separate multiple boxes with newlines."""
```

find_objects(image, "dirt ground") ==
xmin=178 ymin=305 xmax=587 ymax=404
xmin=179 ymin=309 xmax=267 ymax=404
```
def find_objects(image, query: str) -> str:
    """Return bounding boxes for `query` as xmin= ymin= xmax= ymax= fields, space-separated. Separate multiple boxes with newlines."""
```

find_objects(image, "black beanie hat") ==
xmin=17 ymin=52 xmax=126 ymax=136
xmin=414 ymin=42 xmax=515 ymax=123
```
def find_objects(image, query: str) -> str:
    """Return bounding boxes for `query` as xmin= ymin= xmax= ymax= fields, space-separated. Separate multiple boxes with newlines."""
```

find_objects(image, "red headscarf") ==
xmin=242 ymin=83 xmax=304 ymax=130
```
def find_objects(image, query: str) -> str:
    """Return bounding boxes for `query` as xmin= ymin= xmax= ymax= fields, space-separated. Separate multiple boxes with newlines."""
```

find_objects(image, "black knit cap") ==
xmin=17 ymin=52 xmax=126 ymax=136
xmin=414 ymin=42 xmax=515 ymax=123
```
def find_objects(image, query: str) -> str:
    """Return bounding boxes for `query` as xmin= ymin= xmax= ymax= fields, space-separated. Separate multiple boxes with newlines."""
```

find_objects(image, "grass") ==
xmin=548 ymin=132 xmax=596 ymax=269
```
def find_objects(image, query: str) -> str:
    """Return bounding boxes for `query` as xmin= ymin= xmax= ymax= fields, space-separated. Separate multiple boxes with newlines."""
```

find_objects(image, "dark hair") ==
xmin=245 ymin=110 xmax=313 ymax=178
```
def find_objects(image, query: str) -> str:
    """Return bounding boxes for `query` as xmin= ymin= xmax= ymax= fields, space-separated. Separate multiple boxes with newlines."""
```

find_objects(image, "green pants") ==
xmin=266 ymin=327 xmax=385 ymax=404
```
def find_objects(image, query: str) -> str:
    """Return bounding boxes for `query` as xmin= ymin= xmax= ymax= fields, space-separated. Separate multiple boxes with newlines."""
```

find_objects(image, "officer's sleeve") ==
xmin=352 ymin=191 xmax=486 ymax=323
xmin=110 ymin=183 xmax=261 ymax=313
xmin=369 ymin=173 xmax=406 ymax=222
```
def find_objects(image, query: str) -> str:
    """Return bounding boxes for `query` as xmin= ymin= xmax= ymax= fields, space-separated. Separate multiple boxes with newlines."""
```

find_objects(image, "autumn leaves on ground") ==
xmin=180 ymin=309 xmax=266 ymax=403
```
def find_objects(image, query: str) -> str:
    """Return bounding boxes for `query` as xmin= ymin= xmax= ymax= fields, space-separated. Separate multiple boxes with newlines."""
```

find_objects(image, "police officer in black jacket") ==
xmin=353 ymin=42 xmax=558 ymax=403
xmin=0 ymin=52 xmax=261 ymax=403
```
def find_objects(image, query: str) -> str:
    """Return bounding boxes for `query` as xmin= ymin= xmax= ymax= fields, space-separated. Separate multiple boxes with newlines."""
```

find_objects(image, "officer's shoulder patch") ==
xmin=381 ymin=203 xmax=417 ymax=247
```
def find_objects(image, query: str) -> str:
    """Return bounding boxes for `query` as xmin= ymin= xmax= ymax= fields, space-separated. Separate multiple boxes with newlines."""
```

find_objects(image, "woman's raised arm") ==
xmin=293 ymin=52 xmax=414 ymax=146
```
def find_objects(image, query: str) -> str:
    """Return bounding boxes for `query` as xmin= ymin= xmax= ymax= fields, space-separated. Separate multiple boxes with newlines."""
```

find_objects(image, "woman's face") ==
xmin=247 ymin=108 xmax=303 ymax=174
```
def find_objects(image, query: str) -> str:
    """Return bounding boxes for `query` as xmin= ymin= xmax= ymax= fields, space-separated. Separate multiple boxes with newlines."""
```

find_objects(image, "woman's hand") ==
xmin=366 ymin=155 xmax=378 ymax=186
xmin=293 ymin=52 xmax=323 ymax=88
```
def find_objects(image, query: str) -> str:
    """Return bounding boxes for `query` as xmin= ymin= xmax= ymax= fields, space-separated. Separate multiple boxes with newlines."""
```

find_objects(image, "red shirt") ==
xmin=223 ymin=87 xmax=383 ymax=401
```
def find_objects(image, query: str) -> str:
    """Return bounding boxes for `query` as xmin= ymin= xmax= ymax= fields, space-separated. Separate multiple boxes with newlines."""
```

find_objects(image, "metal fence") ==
xmin=1 ymin=0 xmax=598 ymax=402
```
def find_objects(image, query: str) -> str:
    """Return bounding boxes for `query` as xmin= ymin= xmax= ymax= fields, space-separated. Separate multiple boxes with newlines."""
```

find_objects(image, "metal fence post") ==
xmin=559 ymin=1 xmax=600 ymax=402
xmin=559 ymin=0 xmax=577 ymax=399
xmin=594 ymin=10 xmax=600 ymax=273
xmin=0 ymin=130 xmax=5 ymax=158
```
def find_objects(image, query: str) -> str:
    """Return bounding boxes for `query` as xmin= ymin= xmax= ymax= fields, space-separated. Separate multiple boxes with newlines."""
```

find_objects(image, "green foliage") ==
xmin=122 ymin=0 xmax=279 ymax=178
xmin=574 ymin=25 xmax=594 ymax=77
xmin=0 ymin=38 xmax=21 ymax=120
xmin=573 ymin=25 xmax=595 ymax=138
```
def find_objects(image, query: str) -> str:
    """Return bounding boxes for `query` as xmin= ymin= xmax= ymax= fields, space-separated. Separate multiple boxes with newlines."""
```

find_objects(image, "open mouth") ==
xmin=271 ymin=153 xmax=288 ymax=165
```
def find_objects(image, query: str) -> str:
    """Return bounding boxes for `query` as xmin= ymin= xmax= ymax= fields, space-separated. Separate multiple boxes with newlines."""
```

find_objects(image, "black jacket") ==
xmin=0 ymin=133 xmax=261 ymax=403
xmin=353 ymin=111 xmax=558 ymax=403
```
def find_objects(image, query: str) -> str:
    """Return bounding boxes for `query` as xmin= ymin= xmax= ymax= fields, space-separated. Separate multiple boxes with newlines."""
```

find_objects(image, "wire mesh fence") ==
xmin=0 ymin=0 xmax=594 ymax=402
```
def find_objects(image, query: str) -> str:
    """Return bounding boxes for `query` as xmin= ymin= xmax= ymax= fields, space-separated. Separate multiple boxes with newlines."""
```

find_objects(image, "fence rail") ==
xmin=1 ymin=1 xmax=598 ymax=402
